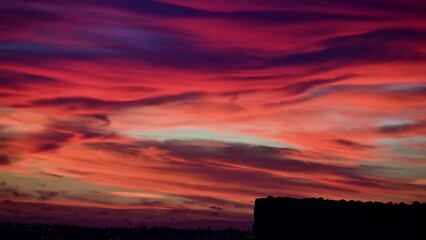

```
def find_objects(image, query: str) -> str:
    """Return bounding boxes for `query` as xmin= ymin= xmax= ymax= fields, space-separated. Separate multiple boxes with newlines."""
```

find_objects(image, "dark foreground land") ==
xmin=254 ymin=197 xmax=426 ymax=240
xmin=0 ymin=222 xmax=253 ymax=240
xmin=2 ymin=197 xmax=425 ymax=240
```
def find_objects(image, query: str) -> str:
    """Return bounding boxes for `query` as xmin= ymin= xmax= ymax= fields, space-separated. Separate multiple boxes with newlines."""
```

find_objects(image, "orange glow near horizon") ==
xmin=0 ymin=0 xmax=425 ymax=229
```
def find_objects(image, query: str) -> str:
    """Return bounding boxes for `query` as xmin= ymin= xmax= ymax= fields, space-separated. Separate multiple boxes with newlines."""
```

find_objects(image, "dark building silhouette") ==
xmin=253 ymin=196 xmax=425 ymax=240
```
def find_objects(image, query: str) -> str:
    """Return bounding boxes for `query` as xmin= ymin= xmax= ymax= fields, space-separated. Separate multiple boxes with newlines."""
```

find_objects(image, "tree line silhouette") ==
xmin=2 ymin=196 xmax=424 ymax=239
xmin=0 ymin=222 xmax=253 ymax=240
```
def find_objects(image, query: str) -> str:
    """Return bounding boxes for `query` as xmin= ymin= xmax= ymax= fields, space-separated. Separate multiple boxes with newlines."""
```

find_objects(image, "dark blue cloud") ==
xmin=84 ymin=0 xmax=206 ymax=17
xmin=267 ymin=28 xmax=426 ymax=68
xmin=376 ymin=121 xmax=426 ymax=135
xmin=267 ymin=84 xmax=426 ymax=107
xmin=29 ymin=131 xmax=74 ymax=152
xmin=277 ymin=74 xmax=357 ymax=96
xmin=2 ymin=2 xmax=407 ymax=73
xmin=0 ymin=5 xmax=60 ymax=30
xmin=252 ymin=0 xmax=426 ymax=16
xmin=0 ymin=70 xmax=69 ymax=90
xmin=0 ymin=41 xmax=119 ymax=61
xmin=0 ymin=154 xmax=12 ymax=165
xmin=28 ymin=92 xmax=206 ymax=110
xmin=333 ymin=139 xmax=374 ymax=149
xmin=84 ymin=0 xmax=376 ymax=22
xmin=84 ymin=140 xmax=395 ymax=193
xmin=31 ymin=131 xmax=74 ymax=143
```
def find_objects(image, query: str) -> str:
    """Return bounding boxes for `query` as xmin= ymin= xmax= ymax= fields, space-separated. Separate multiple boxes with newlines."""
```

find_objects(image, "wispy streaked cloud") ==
xmin=0 ymin=0 xmax=425 ymax=228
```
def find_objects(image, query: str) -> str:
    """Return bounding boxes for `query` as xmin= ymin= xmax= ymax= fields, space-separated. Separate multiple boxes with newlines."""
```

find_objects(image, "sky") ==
xmin=0 ymin=0 xmax=426 ymax=229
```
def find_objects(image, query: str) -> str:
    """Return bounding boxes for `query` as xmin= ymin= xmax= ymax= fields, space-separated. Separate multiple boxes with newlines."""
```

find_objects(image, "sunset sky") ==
xmin=0 ymin=0 xmax=425 ymax=229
